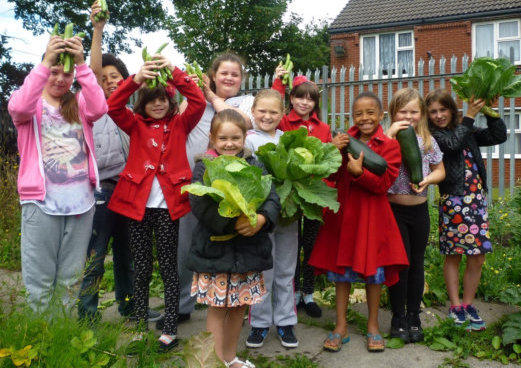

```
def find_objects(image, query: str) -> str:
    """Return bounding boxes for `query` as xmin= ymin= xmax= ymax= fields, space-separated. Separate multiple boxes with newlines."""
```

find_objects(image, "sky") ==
xmin=0 ymin=0 xmax=347 ymax=74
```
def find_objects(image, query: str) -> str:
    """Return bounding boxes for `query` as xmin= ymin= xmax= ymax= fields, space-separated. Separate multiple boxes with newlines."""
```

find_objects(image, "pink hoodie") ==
xmin=8 ymin=63 xmax=108 ymax=201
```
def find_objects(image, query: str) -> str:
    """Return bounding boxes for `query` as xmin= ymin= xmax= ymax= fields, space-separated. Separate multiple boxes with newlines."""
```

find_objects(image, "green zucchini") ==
xmin=345 ymin=136 xmax=388 ymax=176
xmin=395 ymin=125 xmax=423 ymax=184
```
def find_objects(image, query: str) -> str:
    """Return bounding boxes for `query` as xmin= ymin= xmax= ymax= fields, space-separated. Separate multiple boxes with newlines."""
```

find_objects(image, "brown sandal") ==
xmin=366 ymin=333 xmax=385 ymax=352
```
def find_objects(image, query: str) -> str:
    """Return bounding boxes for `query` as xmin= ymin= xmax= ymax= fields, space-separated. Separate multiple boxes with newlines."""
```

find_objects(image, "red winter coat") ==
xmin=107 ymin=68 xmax=206 ymax=221
xmin=309 ymin=125 xmax=408 ymax=286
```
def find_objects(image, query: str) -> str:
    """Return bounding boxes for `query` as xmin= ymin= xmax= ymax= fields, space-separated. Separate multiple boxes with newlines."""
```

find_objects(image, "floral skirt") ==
xmin=190 ymin=272 xmax=266 ymax=307
xmin=439 ymin=191 xmax=492 ymax=255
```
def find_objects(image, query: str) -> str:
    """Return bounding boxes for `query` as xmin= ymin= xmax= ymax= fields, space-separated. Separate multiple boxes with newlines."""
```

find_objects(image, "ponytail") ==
xmin=60 ymin=91 xmax=80 ymax=124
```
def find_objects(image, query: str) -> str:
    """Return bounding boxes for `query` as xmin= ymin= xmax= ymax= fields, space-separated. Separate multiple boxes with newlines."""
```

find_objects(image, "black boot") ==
xmin=407 ymin=311 xmax=424 ymax=343
xmin=390 ymin=313 xmax=409 ymax=343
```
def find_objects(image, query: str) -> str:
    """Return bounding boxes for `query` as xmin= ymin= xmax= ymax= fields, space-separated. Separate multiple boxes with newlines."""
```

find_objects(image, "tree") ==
xmin=6 ymin=0 xmax=169 ymax=54
xmin=167 ymin=0 xmax=330 ymax=75
xmin=0 ymin=36 xmax=32 ymax=108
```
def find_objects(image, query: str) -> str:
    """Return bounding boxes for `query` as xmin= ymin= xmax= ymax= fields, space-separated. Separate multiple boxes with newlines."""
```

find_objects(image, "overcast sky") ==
xmin=0 ymin=0 xmax=347 ymax=74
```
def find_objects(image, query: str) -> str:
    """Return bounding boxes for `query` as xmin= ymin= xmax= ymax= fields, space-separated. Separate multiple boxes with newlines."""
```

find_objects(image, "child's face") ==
xmin=428 ymin=101 xmax=452 ymax=129
xmin=353 ymin=97 xmax=383 ymax=138
xmin=211 ymin=122 xmax=245 ymax=156
xmin=144 ymin=96 xmax=169 ymax=120
xmin=252 ymin=97 xmax=283 ymax=134
xmin=44 ymin=65 xmax=74 ymax=99
xmin=394 ymin=99 xmax=422 ymax=128
xmin=213 ymin=61 xmax=242 ymax=99
xmin=290 ymin=94 xmax=315 ymax=118
xmin=102 ymin=65 xmax=124 ymax=99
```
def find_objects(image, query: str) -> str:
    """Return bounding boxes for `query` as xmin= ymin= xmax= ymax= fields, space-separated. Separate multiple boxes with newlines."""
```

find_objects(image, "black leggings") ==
xmin=128 ymin=208 xmax=179 ymax=335
xmin=389 ymin=201 xmax=430 ymax=315
xmin=295 ymin=217 xmax=321 ymax=295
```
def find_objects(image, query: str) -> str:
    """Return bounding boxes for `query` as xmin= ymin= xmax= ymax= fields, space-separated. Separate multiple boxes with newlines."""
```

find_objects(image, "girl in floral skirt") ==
xmin=426 ymin=89 xmax=506 ymax=330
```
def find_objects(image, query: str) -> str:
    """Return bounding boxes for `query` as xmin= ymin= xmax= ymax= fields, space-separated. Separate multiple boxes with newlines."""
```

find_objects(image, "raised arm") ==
xmin=473 ymin=115 xmax=507 ymax=147
xmin=89 ymin=0 xmax=107 ymax=85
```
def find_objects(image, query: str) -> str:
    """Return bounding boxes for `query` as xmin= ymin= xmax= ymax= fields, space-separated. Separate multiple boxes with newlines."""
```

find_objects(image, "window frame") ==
xmin=472 ymin=19 xmax=521 ymax=64
xmin=478 ymin=112 xmax=521 ymax=159
xmin=359 ymin=30 xmax=415 ymax=79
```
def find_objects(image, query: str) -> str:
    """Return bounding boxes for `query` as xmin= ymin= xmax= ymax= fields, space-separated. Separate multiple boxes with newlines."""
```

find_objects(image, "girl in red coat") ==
xmin=107 ymin=55 xmax=205 ymax=352
xmin=309 ymin=92 xmax=408 ymax=353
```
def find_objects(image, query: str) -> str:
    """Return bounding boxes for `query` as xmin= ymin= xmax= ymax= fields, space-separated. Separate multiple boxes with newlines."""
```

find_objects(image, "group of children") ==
xmin=7 ymin=2 xmax=508 ymax=367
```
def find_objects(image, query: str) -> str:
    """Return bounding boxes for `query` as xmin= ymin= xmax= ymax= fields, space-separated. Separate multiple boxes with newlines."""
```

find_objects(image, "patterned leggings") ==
xmin=128 ymin=208 xmax=179 ymax=335
xmin=294 ymin=217 xmax=321 ymax=295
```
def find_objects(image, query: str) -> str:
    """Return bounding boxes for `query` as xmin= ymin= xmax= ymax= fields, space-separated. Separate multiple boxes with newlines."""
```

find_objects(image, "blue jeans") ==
xmin=78 ymin=186 xmax=134 ymax=319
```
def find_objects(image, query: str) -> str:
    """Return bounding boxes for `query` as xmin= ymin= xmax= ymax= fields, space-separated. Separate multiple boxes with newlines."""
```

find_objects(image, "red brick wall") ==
xmin=485 ymin=158 xmax=521 ymax=188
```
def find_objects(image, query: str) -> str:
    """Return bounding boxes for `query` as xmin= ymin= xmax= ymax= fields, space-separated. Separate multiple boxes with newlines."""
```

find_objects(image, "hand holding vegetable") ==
xmin=43 ymin=36 xmax=66 ymax=68
xmin=275 ymin=64 xmax=288 ymax=80
xmin=134 ymin=61 xmax=159 ymax=85
xmin=235 ymin=213 xmax=266 ymax=237
xmin=279 ymin=53 xmax=294 ymax=89
xmin=465 ymin=97 xmax=486 ymax=119
xmin=346 ymin=151 xmax=364 ymax=178
xmin=141 ymin=43 xmax=172 ymax=89
xmin=331 ymin=132 xmax=350 ymax=151
xmin=90 ymin=0 xmax=107 ymax=28
xmin=386 ymin=121 xmax=411 ymax=139
xmin=185 ymin=61 xmax=205 ymax=88
xmin=93 ymin=0 xmax=109 ymax=22
xmin=64 ymin=36 xmax=85 ymax=67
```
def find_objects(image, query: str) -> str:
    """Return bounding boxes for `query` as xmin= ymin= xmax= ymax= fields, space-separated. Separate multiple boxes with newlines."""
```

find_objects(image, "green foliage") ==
xmin=182 ymin=155 xmax=272 ymax=227
xmin=501 ymin=312 xmax=521 ymax=346
xmin=256 ymin=127 xmax=342 ymax=222
xmin=167 ymin=0 xmax=329 ymax=75
xmin=238 ymin=351 xmax=318 ymax=368
xmin=450 ymin=57 xmax=521 ymax=117
xmin=0 ymin=154 xmax=21 ymax=270
xmin=176 ymin=331 xmax=225 ymax=368
xmin=6 ymin=0 xmax=168 ymax=54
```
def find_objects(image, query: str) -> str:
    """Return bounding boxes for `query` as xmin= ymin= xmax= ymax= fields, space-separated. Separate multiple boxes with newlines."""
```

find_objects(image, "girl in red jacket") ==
xmin=107 ymin=55 xmax=205 ymax=352
xmin=309 ymin=92 xmax=408 ymax=353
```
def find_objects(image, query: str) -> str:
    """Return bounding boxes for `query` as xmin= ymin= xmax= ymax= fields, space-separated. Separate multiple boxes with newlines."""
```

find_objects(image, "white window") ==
xmin=479 ymin=113 xmax=521 ymax=158
xmin=473 ymin=19 xmax=521 ymax=63
xmin=360 ymin=31 xmax=414 ymax=78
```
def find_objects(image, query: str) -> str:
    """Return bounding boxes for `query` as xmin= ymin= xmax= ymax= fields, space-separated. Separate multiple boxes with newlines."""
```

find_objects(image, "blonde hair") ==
xmin=389 ymin=88 xmax=433 ymax=153
xmin=252 ymin=89 xmax=284 ymax=112
xmin=209 ymin=109 xmax=247 ymax=149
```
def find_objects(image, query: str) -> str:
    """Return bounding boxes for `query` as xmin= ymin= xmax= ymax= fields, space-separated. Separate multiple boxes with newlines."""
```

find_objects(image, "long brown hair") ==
xmin=133 ymin=86 xmax=178 ymax=119
xmin=60 ymin=91 xmax=80 ymax=124
xmin=425 ymin=89 xmax=460 ymax=130
xmin=208 ymin=53 xmax=245 ymax=93
xmin=389 ymin=88 xmax=433 ymax=152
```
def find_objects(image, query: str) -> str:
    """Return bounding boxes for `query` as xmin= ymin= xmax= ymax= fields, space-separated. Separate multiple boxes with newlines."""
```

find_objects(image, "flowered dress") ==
xmin=439 ymin=149 xmax=492 ymax=255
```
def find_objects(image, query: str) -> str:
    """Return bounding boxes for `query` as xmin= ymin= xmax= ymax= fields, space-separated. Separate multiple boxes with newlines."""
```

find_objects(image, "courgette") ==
xmin=345 ymin=136 xmax=388 ymax=176
xmin=395 ymin=125 xmax=423 ymax=184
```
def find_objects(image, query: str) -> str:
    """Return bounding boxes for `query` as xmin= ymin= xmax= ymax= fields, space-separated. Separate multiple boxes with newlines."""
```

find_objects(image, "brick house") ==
xmin=328 ymin=0 xmax=521 ymax=187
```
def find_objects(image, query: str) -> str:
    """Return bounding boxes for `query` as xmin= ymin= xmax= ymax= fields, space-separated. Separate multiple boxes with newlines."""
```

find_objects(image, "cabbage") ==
xmin=450 ymin=57 xmax=521 ymax=117
xmin=256 ymin=127 xmax=342 ymax=223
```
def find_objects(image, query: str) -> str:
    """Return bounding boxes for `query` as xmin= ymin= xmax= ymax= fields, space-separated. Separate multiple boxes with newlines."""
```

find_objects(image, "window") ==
xmin=360 ymin=31 xmax=414 ymax=78
xmin=473 ymin=19 xmax=521 ymax=63
xmin=478 ymin=113 xmax=521 ymax=158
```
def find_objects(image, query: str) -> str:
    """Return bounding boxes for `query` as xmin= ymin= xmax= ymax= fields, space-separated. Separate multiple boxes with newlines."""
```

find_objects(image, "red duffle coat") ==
xmin=106 ymin=68 xmax=206 ymax=221
xmin=309 ymin=124 xmax=409 ymax=286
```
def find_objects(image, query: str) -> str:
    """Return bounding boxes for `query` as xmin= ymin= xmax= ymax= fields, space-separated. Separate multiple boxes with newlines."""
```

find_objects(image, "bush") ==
xmin=0 ymin=153 xmax=20 ymax=270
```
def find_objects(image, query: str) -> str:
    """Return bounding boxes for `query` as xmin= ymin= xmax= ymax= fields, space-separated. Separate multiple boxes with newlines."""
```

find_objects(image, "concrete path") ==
xmin=1 ymin=269 xmax=520 ymax=367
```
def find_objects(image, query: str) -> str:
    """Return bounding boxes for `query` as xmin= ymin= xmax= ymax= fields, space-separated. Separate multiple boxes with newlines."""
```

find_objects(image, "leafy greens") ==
xmin=255 ymin=127 xmax=342 ymax=223
xmin=450 ymin=57 xmax=521 ymax=117
xmin=181 ymin=155 xmax=272 ymax=227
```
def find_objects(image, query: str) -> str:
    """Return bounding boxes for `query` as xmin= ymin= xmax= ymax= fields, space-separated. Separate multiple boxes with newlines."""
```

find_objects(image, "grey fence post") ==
xmin=349 ymin=65 xmax=355 ymax=127
xmin=340 ymin=66 xmax=346 ymax=131
xmin=510 ymin=98 xmax=516 ymax=195
xmin=331 ymin=67 xmax=337 ymax=129
xmin=321 ymin=65 xmax=329 ymax=124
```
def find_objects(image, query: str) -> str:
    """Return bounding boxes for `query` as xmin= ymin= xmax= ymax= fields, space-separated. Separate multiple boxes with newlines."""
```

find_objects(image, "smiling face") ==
xmin=102 ymin=65 xmax=124 ymax=99
xmin=352 ymin=97 xmax=383 ymax=139
xmin=213 ymin=61 xmax=242 ymax=99
xmin=428 ymin=101 xmax=453 ymax=129
xmin=144 ymin=96 xmax=170 ymax=120
xmin=211 ymin=121 xmax=245 ymax=156
xmin=394 ymin=98 xmax=422 ymax=128
xmin=290 ymin=94 xmax=315 ymax=120
xmin=44 ymin=65 xmax=74 ymax=99
xmin=252 ymin=96 xmax=283 ymax=135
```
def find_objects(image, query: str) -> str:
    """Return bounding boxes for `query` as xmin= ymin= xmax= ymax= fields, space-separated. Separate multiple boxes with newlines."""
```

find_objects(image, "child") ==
xmin=309 ymin=92 xmax=408 ymax=353
xmin=425 ymin=89 xmax=506 ymax=330
xmin=386 ymin=88 xmax=445 ymax=342
xmin=106 ymin=55 xmax=206 ymax=351
xmin=176 ymin=53 xmax=256 ymax=327
xmin=78 ymin=1 xmax=162 ymax=323
xmin=186 ymin=109 xmax=281 ymax=368
xmin=8 ymin=34 xmax=107 ymax=311
xmin=272 ymin=67 xmax=346 ymax=318
xmin=244 ymin=90 xmax=299 ymax=349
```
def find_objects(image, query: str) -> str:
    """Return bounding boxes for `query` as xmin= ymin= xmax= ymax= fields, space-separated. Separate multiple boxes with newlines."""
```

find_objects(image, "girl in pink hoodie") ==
xmin=8 ymin=34 xmax=107 ymax=312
